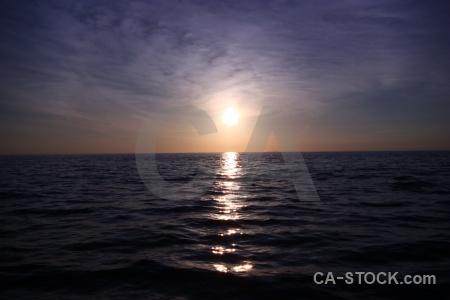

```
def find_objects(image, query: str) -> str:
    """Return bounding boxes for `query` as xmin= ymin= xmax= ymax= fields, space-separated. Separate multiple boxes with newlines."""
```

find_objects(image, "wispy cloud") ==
xmin=1 ymin=0 xmax=449 ymax=153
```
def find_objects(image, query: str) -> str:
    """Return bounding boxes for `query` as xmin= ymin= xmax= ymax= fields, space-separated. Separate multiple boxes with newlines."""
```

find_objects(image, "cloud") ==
xmin=1 ymin=0 xmax=449 ymax=153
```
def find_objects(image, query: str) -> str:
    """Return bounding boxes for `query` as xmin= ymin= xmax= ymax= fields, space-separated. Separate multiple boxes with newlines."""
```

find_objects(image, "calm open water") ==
xmin=1 ymin=151 xmax=449 ymax=299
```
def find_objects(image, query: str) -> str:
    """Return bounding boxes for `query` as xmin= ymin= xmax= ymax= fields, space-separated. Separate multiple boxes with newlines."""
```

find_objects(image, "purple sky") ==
xmin=1 ymin=0 xmax=449 ymax=154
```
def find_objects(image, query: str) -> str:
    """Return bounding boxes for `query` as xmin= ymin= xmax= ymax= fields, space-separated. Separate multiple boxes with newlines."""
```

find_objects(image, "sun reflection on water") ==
xmin=211 ymin=152 xmax=253 ymax=274
xmin=218 ymin=228 xmax=243 ymax=236
xmin=213 ymin=262 xmax=253 ymax=273
xmin=221 ymin=151 xmax=240 ymax=178
xmin=213 ymin=264 xmax=228 ymax=273
xmin=211 ymin=246 xmax=236 ymax=255
xmin=232 ymin=263 xmax=253 ymax=272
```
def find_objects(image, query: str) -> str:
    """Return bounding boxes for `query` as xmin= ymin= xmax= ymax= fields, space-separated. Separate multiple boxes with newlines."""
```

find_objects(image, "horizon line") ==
xmin=1 ymin=149 xmax=449 ymax=156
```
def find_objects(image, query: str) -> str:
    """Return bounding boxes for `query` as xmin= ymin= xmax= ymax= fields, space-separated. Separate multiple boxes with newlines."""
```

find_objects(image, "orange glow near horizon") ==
xmin=2 ymin=110 xmax=449 ymax=155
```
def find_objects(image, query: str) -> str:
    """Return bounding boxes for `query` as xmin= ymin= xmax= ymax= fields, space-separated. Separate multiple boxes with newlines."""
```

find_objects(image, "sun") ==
xmin=221 ymin=108 xmax=239 ymax=126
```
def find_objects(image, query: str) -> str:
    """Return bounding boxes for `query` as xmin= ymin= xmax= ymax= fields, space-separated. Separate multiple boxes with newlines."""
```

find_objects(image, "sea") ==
xmin=1 ymin=151 xmax=449 ymax=299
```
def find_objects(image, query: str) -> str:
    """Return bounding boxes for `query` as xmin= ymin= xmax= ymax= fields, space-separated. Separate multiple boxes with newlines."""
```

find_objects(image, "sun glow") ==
xmin=221 ymin=108 xmax=239 ymax=126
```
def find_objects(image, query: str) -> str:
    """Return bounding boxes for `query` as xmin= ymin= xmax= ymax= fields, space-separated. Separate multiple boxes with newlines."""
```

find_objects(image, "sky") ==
xmin=1 ymin=0 xmax=449 ymax=154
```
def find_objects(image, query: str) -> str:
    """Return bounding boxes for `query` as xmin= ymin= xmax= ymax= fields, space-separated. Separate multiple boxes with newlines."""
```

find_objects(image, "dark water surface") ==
xmin=1 ymin=152 xmax=449 ymax=299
